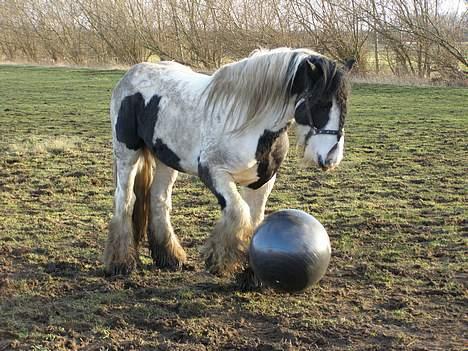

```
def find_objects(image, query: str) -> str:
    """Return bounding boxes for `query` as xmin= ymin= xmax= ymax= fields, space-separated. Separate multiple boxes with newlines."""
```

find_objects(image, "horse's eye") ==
xmin=312 ymin=101 xmax=332 ymax=128
xmin=317 ymin=101 xmax=332 ymax=109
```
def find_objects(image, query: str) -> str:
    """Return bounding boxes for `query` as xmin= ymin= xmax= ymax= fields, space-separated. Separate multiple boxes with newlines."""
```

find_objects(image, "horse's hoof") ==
xmin=105 ymin=261 xmax=135 ymax=276
xmin=204 ymin=255 xmax=239 ymax=277
xmin=203 ymin=246 xmax=246 ymax=277
xmin=204 ymin=253 xmax=225 ymax=276
xmin=202 ymin=235 xmax=248 ymax=277
xmin=151 ymin=244 xmax=186 ymax=270
xmin=235 ymin=267 xmax=263 ymax=291
xmin=205 ymin=262 xmax=223 ymax=276
xmin=152 ymin=255 xmax=184 ymax=270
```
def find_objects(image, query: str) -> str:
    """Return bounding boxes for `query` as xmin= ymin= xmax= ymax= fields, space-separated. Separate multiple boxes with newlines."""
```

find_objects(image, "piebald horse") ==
xmin=104 ymin=48 xmax=355 ymax=279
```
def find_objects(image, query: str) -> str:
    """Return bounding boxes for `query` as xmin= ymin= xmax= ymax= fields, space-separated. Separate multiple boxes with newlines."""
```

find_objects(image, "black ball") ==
xmin=249 ymin=209 xmax=331 ymax=293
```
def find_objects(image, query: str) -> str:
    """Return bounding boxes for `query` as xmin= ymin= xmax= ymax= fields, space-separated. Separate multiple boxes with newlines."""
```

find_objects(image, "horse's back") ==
xmin=110 ymin=61 xmax=210 ymax=174
xmin=112 ymin=62 xmax=196 ymax=108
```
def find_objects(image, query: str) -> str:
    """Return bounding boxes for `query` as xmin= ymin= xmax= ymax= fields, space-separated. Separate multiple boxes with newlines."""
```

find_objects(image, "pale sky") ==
xmin=444 ymin=0 xmax=467 ymax=14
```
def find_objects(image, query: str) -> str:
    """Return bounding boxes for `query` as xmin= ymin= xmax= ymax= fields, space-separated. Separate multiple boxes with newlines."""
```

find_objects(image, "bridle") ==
xmin=295 ymin=96 xmax=343 ymax=141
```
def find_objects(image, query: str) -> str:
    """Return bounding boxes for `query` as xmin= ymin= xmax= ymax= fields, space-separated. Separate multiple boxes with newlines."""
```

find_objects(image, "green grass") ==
xmin=0 ymin=64 xmax=466 ymax=350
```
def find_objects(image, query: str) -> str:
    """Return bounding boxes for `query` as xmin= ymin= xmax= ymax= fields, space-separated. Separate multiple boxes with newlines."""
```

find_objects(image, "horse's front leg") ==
xmin=240 ymin=174 xmax=277 ymax=230
xmin=199 ymin=166 xmax=252 ymax=276
xmin=237 ymin=175 xmax=277 ymax=290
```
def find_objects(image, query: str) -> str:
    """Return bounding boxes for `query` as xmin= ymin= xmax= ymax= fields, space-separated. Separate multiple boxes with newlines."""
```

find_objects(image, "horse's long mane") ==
xmin=203 ymin=48 xmax=316 ymax=133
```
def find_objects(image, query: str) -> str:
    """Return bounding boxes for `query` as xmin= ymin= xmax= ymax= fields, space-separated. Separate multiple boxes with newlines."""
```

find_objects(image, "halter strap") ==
xmin=296 ymin=97 xmax=342 ymax=139
xmin=295 ymin=97 xmax=306 ymax=110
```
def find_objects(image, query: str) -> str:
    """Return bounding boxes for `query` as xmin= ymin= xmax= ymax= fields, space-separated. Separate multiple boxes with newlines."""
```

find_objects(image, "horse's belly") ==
xmin=152 ymin=97 xmax=204 ymax=174
xmin=150 ymin=134 xmax=200 ymax=175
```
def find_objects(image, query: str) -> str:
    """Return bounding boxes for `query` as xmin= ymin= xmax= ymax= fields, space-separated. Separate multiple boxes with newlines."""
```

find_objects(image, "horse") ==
xmin=103 ymin=48 xmax=355 ymax=280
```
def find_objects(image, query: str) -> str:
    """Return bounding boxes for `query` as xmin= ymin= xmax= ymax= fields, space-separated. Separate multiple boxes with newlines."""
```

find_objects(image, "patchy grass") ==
xmin=0 ymin=65 xmax=466 ymax=350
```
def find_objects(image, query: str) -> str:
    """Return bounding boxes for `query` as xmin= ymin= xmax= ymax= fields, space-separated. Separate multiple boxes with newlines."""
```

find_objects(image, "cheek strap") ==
xmin=295 ymin=97 xmax=343 ymax=142
xmin=295 ymin=97 xmax=306 ymax=110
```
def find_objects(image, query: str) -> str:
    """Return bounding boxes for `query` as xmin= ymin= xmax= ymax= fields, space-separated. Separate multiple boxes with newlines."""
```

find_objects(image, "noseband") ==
xmin=295 ymin=97 xmax=343 ymax=141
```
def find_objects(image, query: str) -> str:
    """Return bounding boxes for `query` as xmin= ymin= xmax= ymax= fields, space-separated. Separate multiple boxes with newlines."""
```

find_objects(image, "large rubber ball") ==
xmin=249 ymin=209 xmax=331 ymax=293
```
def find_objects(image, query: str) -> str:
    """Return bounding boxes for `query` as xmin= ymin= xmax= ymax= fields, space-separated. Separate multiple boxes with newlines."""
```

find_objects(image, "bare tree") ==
xmin=357 ymin=0 xmax=467 ymax=78
xmin=0 ymin=0 xmax=465 ymax=81
xmin=290 ymin=0 xmax=370 ymax=70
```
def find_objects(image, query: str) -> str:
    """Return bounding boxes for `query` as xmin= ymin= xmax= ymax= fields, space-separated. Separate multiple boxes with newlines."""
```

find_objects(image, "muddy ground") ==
xmin=0 ymin=65 xmax=466 ymax=350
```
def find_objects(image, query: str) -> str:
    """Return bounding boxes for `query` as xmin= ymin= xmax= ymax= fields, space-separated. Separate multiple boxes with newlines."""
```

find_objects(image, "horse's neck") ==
xmin=232 ymin=98 xmax=296 ymax=137
xmin=255 ymin=95 xmax=297 ymax=130
xmin=202 ymin=84 xmax=295 ymax=134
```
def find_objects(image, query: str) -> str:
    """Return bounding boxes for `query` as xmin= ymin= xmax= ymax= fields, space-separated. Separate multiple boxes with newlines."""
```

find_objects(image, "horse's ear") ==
xmin=307 ymin=56 xmax=338 ymax=86
xmin=306 ymin=56 xmax=323 ymax=73
xmin=305 ymin=56 xmax=327 ymax=82
xmin=291 ymin=58 xmax=317 ymax=95
xmin=291 ymin=56 xmax=328 ymax=95
xmin=343 ymin=58 xmax=356 ymax=72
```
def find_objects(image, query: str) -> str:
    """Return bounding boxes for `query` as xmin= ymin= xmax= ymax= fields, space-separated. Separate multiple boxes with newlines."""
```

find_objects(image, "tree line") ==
xmin=0 ymin=0 xmax=466 ymax=80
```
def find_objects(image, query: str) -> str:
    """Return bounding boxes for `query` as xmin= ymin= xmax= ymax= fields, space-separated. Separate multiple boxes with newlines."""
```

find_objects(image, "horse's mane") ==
xmin=203 ymin=48 xmax=317 ymax=133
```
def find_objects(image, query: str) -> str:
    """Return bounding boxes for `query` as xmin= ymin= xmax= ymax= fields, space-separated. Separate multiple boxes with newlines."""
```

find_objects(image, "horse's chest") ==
xmin=244 ymin=127 xmax=289 ymax=189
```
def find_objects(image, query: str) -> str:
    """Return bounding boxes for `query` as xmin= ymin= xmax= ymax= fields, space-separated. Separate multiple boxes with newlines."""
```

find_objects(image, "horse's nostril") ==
xmin=317 ymin=155 xmax=328 ymax=170
xmin=328 ymin=142 xmax=339 ymax=156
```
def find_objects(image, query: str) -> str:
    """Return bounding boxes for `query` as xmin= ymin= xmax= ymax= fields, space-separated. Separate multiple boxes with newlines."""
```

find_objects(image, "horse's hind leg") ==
xmin=104 ymin=147 xmax=142 ymax=275
xmin=148 ymin=159 xmax=187 ymax=269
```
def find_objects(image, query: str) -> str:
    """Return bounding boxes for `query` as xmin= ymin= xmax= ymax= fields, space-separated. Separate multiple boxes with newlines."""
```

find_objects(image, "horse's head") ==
xmin=291 ymin=55 xmax=355 ymax=171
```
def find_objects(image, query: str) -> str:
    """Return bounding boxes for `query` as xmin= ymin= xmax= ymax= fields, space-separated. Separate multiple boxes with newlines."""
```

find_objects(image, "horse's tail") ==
xmin=132 ymin=148 xmax=154 ymax=249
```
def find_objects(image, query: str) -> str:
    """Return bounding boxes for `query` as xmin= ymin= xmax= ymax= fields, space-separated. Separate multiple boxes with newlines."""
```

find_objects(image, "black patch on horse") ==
xmin=116 ymin=93 xmax=183 ymax=171
xmin=295 ymin=99 xmax=332 ymax=128
xmin=153 ymin=138 xmax=184 ymax=172
xmin=138 ymin=94 xmax=162 ymax=147
xmin=115 ymin=93 xmax=161 ymax=150
xmin=248 ymin=126 xmax=289 ymax=190
xmin=198 ymin=162 xmax=226 ymax=210
xmin=115 ymin=93 xmax=145 ymax=150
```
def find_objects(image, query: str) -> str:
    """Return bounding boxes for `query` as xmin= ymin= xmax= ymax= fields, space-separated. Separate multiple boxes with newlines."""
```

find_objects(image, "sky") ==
xmin=444 ymin=0 xmax=467 ymax=14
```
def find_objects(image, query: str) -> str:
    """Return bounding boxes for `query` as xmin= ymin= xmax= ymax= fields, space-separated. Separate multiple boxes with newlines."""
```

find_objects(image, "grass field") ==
xmin=0 ymin=65 xmax=466 ymax=350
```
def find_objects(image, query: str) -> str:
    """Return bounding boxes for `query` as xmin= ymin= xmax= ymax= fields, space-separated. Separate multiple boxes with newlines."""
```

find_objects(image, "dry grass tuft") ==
xmin=7 ymin=136 xmax=82 ymax=156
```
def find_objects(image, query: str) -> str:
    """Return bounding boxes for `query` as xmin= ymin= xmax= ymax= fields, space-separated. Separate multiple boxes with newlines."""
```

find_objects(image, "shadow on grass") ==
xmin=1 ymin=256 xmax=418 ymax=350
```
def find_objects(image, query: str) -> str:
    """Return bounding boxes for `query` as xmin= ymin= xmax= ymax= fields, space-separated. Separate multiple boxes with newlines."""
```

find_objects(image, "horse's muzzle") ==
xmin=318 ymin=142 xmax=340 ymax=171
xmin=318 ymin=155 xmax=332 ymax=171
